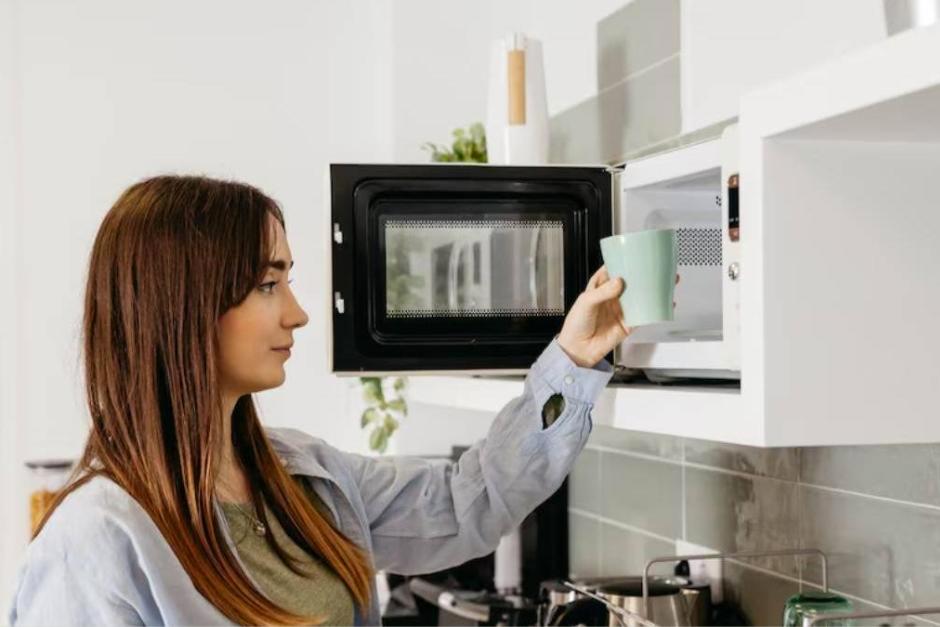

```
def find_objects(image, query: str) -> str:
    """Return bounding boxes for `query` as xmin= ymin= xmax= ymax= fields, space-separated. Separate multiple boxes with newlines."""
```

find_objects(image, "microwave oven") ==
xmin=328 ymin=126 xmax=740 ymax=380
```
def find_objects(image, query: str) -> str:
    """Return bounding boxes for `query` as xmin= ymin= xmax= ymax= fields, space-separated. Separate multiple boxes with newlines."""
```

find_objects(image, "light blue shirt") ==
xmin=8 ymin=339 xmax=612 ymax=625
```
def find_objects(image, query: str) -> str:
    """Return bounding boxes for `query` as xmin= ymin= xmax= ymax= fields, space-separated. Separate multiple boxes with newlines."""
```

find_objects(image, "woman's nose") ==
xmin=293 ymin=305 xmax=310 ymax=329
xmin=285 ymin=287 xmax=309 ymax=329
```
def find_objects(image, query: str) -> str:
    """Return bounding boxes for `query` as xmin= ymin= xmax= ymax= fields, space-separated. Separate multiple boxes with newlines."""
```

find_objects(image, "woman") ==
xmin=8 ymin=175 xmax=632 ymax=626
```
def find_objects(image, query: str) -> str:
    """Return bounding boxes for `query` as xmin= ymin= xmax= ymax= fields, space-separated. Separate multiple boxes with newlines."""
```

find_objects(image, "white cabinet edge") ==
xmin=407 ymin=376 xmax=754 ymax=444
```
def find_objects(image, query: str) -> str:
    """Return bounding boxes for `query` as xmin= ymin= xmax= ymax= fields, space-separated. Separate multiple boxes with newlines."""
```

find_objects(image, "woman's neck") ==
xmin=215 ymin=392 xmax=252 ymax=504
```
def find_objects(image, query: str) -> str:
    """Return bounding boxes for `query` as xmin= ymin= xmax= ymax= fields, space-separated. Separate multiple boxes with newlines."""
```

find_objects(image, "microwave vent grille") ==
xmin=676 ymin=228 xmax=722 ymax=267
xmin=385 ymin=219 xmax=564 ymax=230
xmin=387 ymin=307 xmax=563 ymax=319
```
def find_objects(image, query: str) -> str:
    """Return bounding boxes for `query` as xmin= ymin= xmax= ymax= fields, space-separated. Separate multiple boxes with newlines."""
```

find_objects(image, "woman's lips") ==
xmin=273 ymin=348 xmax=291 ymax=357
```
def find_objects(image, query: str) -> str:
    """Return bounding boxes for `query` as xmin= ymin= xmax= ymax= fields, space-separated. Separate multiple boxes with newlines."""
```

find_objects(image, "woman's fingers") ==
xmin=585 ymin=275 xmax=623 ymax=305
xmin=587 ymin=266 xmax=610 ymax=289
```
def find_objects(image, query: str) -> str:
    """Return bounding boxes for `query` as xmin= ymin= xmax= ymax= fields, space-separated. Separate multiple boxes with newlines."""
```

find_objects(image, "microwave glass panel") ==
xmin=384 ymin=218 xmax=565 ymax=318
xmin=621 ymin=168 xmax=724 ymax=344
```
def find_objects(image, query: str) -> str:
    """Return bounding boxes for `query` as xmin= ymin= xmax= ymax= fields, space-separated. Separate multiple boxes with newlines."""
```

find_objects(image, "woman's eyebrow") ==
xmin=264 ymin=259 xmax=294 ymax=271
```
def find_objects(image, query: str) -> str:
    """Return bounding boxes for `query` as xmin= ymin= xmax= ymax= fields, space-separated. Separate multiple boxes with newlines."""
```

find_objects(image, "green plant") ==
xmin=421 ymin=122 xmax=488 ymax=163
xmin=359 ymin=377 xmax=407 ymax=454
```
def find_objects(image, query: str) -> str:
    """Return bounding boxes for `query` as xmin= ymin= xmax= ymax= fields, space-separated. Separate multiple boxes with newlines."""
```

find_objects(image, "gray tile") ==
xmin=722 ymin=560 xmax=800 ymax=627
xmin=569 ymin=512 xmax=601 ymax=579
xmin=550 ymin=55 xmax=680 ymax=165
xmin=685 ymin=437 xmax=800 ymax=481
xmin=597 ymin=0 xmax=679 ymax=90
xmin=802 ymin=443 xmax=940 ymax=507
xmin=589 ymin=425 xmax=683 ymax=461
xmin=598 ymin=523 xmax=676 ymax=578
xmin=800 ymin=485 xmax=940 ymax=609
xmin=570 ymin=448 xmax=601 ymax=515
xmin=893 ymin=612 xmax=940 ymax=627
xmin=685 ymin=468 xmax=801 ymax=577
xmin=600 ymin=451 xmax=682 ymax=538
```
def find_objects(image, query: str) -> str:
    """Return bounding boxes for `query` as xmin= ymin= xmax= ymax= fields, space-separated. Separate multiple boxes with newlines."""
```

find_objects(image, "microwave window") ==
xmin=384 ymin=219 xmax=565 ymax=318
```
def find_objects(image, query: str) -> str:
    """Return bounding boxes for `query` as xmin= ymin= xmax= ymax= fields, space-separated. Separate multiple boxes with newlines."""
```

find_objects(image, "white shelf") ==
xmin=408 ymin=376 xmax=751 ymax=445
xmin=736 ymin=22 xmax=940 ymax=447
xmin=407 ymin=376 xmax=524 ymax=414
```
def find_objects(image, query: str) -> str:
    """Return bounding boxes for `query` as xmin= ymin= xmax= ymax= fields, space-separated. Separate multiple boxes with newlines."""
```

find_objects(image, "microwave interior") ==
xmin=330 ymin=164 xmax=612 ymax=374
xmin=617 ymin=162 xmax=731 ymax=373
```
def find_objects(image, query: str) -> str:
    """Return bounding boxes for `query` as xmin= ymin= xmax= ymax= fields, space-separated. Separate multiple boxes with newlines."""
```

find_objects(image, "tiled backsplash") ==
xmin=549 ymin=0 xmax=681 ymax=165
xmin=569 ymin=425 xmax=940 ymax=625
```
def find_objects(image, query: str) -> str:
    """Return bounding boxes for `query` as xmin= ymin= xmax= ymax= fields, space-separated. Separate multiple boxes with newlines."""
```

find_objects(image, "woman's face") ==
xmin=217 ymin=214 xmax=309 ymax=398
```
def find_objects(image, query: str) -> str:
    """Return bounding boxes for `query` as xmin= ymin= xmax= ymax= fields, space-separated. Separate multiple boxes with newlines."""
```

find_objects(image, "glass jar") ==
xmin=783 ymin=591 xmax=854 ymax=627
xmin=25 ymin=459 xmax=74 ymax=537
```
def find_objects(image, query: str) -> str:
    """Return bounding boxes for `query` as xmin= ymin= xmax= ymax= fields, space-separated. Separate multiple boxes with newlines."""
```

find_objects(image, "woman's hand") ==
xmin=557 ymin=266 xmax=679 ymax=368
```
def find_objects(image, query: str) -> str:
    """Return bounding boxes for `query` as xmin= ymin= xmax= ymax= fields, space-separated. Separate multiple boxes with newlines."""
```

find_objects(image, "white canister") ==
xmin=485 ymin=33 xmax=549 ymax=165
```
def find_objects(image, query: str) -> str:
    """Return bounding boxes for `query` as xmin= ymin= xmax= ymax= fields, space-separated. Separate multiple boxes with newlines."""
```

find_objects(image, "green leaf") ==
xmin=369 ymin=426 xmax=390 ymax=454
xmin=369 ymin=427 xmax=385 ymax=452
xmin=363 ymin=386 xmax=382 ymax=405
xmin=361 ymin=377 xmax=384 ymax=405
xmin=421 ymin=123 xmax=488 ymax=164
xmin=383 ymin=415 xmax=399 ymax=432
xmin=386 ymin=398 xmax=406 ymax=414
xmin=393 ymin=377 xmax=407 ymax=392
xmin=360 ymin=407 xmax=379 ymax=428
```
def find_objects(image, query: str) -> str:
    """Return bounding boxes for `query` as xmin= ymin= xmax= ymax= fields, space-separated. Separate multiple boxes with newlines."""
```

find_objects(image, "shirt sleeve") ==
xmin=9 ymin=543 xmax=145 ymax=626
xmin=344 ymin=338 xmax=613 ymax=575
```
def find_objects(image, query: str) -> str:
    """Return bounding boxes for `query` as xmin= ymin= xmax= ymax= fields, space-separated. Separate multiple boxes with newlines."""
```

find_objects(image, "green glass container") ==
xmin=783 ymin=592 xmax=854 ymax=627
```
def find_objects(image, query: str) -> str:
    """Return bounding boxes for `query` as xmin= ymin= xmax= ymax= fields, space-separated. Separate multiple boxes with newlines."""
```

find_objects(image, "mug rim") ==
xmin=600 ymin=228 xmax=675 ymax=245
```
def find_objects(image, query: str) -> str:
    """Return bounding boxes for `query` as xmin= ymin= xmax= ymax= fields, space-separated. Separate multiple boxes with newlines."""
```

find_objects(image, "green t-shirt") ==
xmin=220 ymin=482 xmax=355 ymax=626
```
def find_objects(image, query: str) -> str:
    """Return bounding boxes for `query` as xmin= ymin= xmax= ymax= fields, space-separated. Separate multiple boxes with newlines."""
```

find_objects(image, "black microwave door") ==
xmin=330 ymin=164 xmax=613 ymax=373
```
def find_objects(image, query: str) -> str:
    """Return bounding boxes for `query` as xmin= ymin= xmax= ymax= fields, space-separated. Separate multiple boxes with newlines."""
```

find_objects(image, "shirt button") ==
xmin=563 ymin=375 xmax=574 ymax=385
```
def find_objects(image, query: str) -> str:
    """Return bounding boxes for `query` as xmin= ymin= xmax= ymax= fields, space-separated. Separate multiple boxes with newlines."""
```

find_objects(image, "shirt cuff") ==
xmin=527 ymin=338 xmax=614 ymax=409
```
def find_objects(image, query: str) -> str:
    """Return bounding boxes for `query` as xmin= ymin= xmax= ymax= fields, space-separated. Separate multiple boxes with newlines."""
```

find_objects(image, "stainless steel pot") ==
xmin=597 ymin=579 xmax=689 ymax=627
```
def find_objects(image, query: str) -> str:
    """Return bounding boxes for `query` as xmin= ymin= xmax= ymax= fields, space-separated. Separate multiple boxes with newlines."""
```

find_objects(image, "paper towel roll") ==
xmin=493 ymin=528 xmax=522 ymax=593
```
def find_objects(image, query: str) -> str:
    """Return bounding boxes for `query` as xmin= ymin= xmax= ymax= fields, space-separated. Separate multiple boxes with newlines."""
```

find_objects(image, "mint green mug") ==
xmin=600 ymin=229 xmax=677 ymax=327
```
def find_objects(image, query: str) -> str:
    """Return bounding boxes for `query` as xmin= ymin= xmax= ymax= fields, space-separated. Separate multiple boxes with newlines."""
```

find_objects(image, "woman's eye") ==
xmin=259 ymin=281 xmax=277 ymax=294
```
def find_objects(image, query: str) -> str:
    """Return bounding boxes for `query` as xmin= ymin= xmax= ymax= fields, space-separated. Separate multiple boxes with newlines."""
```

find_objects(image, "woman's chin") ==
xmin=246 ymin=371 xmax=287 ymax=394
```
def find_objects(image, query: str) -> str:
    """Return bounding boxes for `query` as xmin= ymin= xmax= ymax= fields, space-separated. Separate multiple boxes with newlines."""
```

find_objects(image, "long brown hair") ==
xmin=33 ymin=175 xmax=373 ymax=625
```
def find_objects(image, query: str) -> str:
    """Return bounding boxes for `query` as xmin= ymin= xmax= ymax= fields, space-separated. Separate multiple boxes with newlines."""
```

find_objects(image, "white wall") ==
xmin=0 ymin=0 xmax=25 ymax=611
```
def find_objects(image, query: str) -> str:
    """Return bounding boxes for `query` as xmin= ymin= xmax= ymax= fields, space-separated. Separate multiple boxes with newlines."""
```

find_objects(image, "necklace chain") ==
xmin=230 ymin=501 xmax=267 ymax=536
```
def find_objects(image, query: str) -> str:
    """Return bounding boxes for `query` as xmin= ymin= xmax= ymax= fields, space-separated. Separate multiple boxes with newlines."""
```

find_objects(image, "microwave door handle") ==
xmin=528 ymin=225 xmax=541 ymax=309
xmin=448 ymin=242 xmax=469 ymax=310
xmin=448 ymin=244 xmax=459 ymax=310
